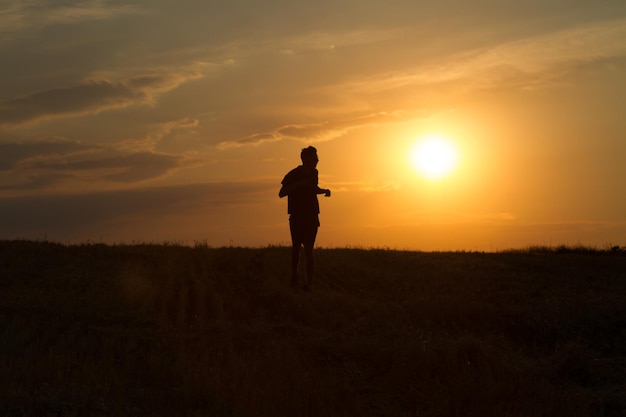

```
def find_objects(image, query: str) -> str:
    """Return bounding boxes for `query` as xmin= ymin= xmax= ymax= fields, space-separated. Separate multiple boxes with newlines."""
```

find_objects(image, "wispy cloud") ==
xmin=0 ymin=72 xmax=202 ymax=128
xmin=0 ymin=0 xmax=144 ymax=34
xmin=44 ymin=0 xmax=145 ymax=24
xmin=276 ymin=28 xmax=404 ymax=55
xmin=397 ymin=211 xmax=519 ymax=226
xmin=0 ymin=139 xmax=98 ymax=171
xmin=113 ymin=117 xmax=201 ymax=154
xmin=216 ymin=18 xmax=626 ymax=150
xmin=29 ymin=151 xmax=191 ymax=183
xmin=0 ymin=180 xmax=277 ymax=241
xmin=342 ymin=18 xmax=626 ymax=94
xmin=219 ymin=110 xmax=416 ymax=148
xmin=0 ymin=138 xmax=200 ymax=195
xmin=327 ymin=181 xmax=401 ymax=193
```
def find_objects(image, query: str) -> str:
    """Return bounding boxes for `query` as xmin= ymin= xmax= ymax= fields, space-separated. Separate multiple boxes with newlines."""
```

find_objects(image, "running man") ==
xmin=279 ymin=146 xmax=331 ymax=291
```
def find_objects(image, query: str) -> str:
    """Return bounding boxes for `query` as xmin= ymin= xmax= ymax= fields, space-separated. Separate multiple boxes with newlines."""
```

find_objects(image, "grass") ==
xmin=0 ymin=240 xmax=625 ymax=416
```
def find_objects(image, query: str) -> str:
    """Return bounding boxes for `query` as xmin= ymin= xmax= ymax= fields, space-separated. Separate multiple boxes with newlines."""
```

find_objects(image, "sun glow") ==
xmin=409 ymin=134 xmax=459 ymax=180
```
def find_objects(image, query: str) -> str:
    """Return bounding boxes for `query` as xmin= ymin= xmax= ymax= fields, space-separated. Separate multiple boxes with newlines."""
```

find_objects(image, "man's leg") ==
xmin=289 ymin=217 xmax=302 ymax=289
xmin=302 ymin=226 xmax=318 ymax=291
xmin=291 ymin=242 xmax=300 ymax=288
xmin=303 ymin=242 xmax=314 ymax=291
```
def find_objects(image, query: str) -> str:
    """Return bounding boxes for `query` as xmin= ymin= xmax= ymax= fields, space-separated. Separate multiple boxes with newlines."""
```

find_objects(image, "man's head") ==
xmin=300 ymin=146 xmax=319 ymax=168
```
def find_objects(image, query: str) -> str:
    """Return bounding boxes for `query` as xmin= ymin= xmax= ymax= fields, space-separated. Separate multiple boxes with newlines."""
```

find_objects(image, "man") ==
xmin=279 ymin=146 xmax=331 ymax=291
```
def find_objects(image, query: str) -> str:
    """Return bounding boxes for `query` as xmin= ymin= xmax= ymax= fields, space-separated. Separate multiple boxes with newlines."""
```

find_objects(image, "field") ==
xmin=1 ymin=241 xmax=625 ymax=416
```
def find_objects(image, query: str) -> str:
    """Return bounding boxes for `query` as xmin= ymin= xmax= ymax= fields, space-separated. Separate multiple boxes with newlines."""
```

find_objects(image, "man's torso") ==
xmin=282 ymin=166 xmax=320 ymax=216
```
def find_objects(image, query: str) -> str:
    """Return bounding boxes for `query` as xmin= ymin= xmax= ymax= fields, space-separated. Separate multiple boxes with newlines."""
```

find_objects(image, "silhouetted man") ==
xmin=279 ymin=146 xmax=331 ymax=291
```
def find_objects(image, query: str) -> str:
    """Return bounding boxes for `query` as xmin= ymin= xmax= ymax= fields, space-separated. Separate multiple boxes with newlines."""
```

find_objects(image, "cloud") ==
xmin=0 ymin=139 xmax=98 ymax=171
xmin=0 ymin=138 xmax=199 ymax=194
xmin=491 ymin=18 xmax=626 ymax=70
xmin=219 ymin=110 xmax=415 ymax=148
xmin=44 ymin=0 xmax=145 ymax=25
xmin=216 ymin=19 xmax=626 ymax=150
xmin=111 ymin=117 xmax=201 ymax=154
xmin=0 ymin=0 xmax=144 ymax=35
xmin=0 ymin=180 xmax=276 ymax=241
xmin=328 ymin=181 xmax=401 ymax=193
xmin=30 ymin=151 xmax=191 ymax=183
xmin=0 ymin=72 xmax=202 ymax=128
xmin=340 ymin=18 xmax=626 ymax=94
xmin=276 ymin=28 xmax=404 ymax=55
xmin=150 ymin=117 xmax=200 ymax=146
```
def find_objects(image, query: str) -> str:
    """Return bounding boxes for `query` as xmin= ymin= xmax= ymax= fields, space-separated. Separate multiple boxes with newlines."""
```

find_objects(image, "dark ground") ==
xmin=1 ymin=241 xmax=625 ymax=416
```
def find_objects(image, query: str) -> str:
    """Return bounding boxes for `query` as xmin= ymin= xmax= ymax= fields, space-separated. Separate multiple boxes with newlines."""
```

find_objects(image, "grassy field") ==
xmin=1 ymin=240 xmax=625 ymax=416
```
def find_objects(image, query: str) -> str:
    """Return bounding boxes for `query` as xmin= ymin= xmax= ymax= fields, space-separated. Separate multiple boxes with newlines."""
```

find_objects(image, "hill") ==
xmin=1 ymin=241 xmax=625 ymax=416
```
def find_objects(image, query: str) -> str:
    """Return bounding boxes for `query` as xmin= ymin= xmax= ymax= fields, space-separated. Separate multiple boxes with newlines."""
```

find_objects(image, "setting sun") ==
xmin=409 ymin=135 xmax=460 ymax=180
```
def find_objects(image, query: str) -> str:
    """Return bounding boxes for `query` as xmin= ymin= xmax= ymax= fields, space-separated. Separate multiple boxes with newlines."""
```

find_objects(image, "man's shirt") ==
xmin=281 ymin=165 xmax=320 ymax=216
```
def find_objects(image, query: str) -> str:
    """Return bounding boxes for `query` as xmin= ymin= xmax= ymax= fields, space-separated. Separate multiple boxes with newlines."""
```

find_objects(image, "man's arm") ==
xmin=279 ymin=169 xmax=328 ymax=197
xmin=278 ymin=183 xmax=290 ymax=198
xmin=316 ymin=187 xmax=331 ymax=197
xmin=280 ymin=183 xmax=330 ymax=198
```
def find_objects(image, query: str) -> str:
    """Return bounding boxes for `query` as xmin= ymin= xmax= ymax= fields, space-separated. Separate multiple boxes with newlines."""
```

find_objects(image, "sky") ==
xmin=1 ymin=0 xmax=625 ymax=251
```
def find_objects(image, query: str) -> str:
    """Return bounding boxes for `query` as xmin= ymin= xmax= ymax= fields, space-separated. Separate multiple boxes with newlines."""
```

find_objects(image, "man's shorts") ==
xmin=289 ymin=214 xmax=320 ymax=246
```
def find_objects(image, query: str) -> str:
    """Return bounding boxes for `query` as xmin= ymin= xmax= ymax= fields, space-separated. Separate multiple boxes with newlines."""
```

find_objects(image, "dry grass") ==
xmin=1 ymin=241 xmax=625 ymax=416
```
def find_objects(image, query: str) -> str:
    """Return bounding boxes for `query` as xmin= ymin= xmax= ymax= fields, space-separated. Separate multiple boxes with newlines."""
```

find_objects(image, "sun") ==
xmin=409 ymin=134 xmax=459 ymax=180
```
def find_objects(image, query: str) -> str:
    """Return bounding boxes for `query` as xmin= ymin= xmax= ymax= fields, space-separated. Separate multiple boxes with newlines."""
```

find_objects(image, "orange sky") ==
xmin=1 ymin=1 xmax=625 ymax=250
